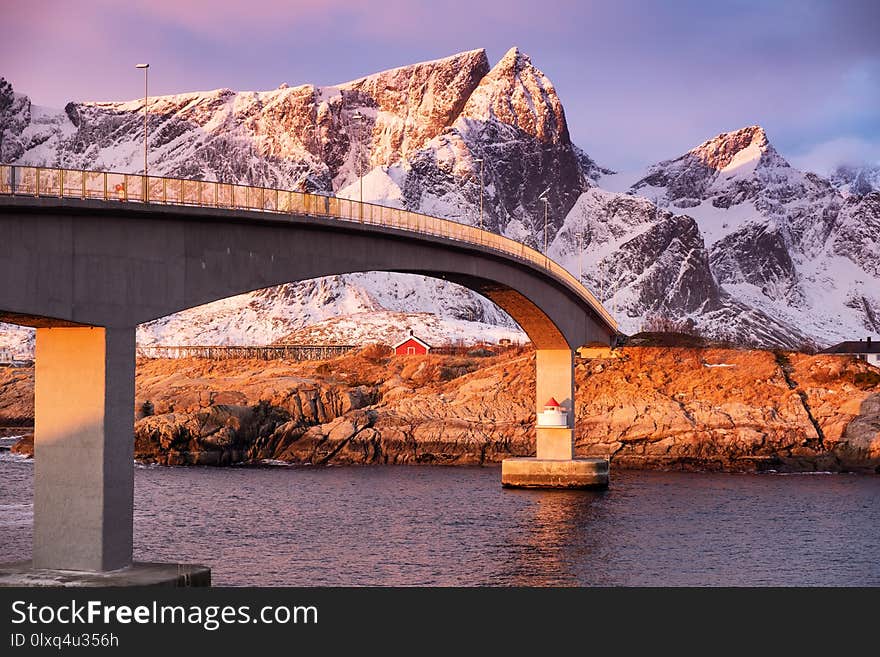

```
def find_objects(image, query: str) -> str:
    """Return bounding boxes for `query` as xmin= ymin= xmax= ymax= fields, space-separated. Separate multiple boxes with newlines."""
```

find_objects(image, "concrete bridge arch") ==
xmin=0 ymin=191 xmax=616 ymax=574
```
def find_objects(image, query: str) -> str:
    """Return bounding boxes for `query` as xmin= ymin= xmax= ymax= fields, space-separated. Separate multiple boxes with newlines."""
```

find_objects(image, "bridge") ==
xmin=0 ymin=164 xmax=617 ymax=577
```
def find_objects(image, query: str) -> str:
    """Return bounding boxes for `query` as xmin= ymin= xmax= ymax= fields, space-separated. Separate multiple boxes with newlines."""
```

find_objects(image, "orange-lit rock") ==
xmin=3 ymin=346 xmax=878 ymax=472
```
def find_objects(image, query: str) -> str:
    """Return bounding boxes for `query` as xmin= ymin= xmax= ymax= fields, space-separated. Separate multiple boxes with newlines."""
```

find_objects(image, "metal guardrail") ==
xmin=0 ymin=164 xmax=617 ymax=331
xmin=137 ymin=344 xmax=357 ymax=361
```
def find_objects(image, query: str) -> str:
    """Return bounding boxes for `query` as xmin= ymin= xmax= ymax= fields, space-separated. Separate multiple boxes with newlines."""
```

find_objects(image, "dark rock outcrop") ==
xmin=710 ymin=221 xmax=802 ymax=303
xmin=10 ymin=433 xmax=33 ymax=458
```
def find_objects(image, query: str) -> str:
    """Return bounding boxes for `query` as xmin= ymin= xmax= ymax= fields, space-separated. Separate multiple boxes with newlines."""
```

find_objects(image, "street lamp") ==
xmin=135 ymin=64 xmax=150 ymax=179
xmin=538 ymin=187 xmax=550 ymax=254
xmin=602 ymin=255 xmax=609 ymax=306
xmin=577 ymin=221 xmax=584 ymax=281
xmin=351 ymin=110 xmax=365 ymax=221
xmin=473 ymin=157 xmax=484 ymax=230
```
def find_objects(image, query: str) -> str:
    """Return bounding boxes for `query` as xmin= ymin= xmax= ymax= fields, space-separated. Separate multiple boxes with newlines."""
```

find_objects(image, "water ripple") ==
xmin=1 ymin=463 xmax=878 ymax=586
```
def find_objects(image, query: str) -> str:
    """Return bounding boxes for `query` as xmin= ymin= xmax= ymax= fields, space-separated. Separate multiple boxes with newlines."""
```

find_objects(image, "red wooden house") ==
xmin=393 ymin=331 xmax=432 ymax=356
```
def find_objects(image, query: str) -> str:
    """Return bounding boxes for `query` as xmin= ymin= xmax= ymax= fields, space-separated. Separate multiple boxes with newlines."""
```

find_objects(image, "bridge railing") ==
xmin=137 ymin=344 xmax=357 ymax=361
xmin=0 ymin=164 xmax=616 ymax=331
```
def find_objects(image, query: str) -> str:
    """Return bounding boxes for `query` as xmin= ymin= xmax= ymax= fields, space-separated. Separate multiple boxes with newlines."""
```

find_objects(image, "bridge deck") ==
xmin=0 ymin=164 xmax=616 ymax=333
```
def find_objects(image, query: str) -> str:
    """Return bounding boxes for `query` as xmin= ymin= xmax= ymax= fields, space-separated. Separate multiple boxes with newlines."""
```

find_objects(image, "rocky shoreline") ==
xmin=2 ymin=345 xmax=878 ymax=473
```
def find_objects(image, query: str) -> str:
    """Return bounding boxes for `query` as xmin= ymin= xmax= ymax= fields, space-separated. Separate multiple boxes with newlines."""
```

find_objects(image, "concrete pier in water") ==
xmin=0 ymin=562 xmax=211 ymax=587
xmin=502 ymin=348 xmax=610 ymax=489
xmin=501 ymin=458 xmax=609 ymax=489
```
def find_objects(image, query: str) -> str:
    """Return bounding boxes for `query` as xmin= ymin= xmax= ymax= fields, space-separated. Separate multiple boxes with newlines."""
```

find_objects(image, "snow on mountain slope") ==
xmin=0 ymin=323 xmax=34 ymax=359
xmin=7 ymin=49 xmax=489 ymax=190
xmin=337 ymin=48 xmax=490 ymax=172
xmin=832 ymin=192 xmax=880 ymax=278
xmin=336 ymin=165 xmax=406 ymax=207
xmin=275 ymin=311 xmax=525 ymax=347
xmin=548 ymin=189 xmax=808 ymax=347
xmin=134 ymin=273 xmax=523 ymax=348
xmin=136 ymin=277 xmax=382 ymax=347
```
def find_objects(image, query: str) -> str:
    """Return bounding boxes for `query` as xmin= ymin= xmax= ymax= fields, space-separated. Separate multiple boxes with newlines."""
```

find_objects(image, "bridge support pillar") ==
xmin=33 ymin=326 xmax=135 ymax=572
xmin=501 ymin=348 xmax=609 ymax=489
xmin=535 ymin=349 xmax=575 ymax=460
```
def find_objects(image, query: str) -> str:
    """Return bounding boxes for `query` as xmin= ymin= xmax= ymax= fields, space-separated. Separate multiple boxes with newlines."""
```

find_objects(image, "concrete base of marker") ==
xmin=501 ymin=457 xmax=609 ymax=489
xmin=0 ymin=562 xmax=211 ymax=587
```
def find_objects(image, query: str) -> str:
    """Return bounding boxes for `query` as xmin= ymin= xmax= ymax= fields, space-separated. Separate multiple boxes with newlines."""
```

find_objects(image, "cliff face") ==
xmin=575 ymin=348 xmax=880 ymax=471
xmin=340 ymin=48 xmax=490 ymax=169
xmin=404 ymin=47 xmax=586 ymax=242
xmin=6 ymin=347 xmax=879 ymax=473
xmin=129 ymin=349 xmax=532 ymax=466
xmin=6 ymin=49 xmax=490 ymax=191
xmin=0 ymin=365 xmax=33 ymax=426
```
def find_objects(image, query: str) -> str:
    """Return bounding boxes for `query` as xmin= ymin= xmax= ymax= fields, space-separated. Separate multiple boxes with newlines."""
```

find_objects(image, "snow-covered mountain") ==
xmin=274 ymin=310 xmax=525 ymax=348
xmin=0 ymin=323 xmax=33 ymax=360
xmin=135 ymin=272 xmax=520 ymax=348
xmin=1 ymin=51 xmax=878 ymax=352
xmin=582 ymin=126 xmax=880 ymax=345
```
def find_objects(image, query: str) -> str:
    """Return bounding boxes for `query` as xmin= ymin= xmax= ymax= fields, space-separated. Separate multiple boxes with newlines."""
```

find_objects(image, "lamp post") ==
xmin=473 ymin=157 xmax=484 ymax=230
xmin=603 ymin=260 xmax=608 ymax=305
xmin=135 ymin=63 xmax=149 ymax=202
xmin=578 ymin=221 xmax=584 ymax=281
xmin=352 ymin=110 xmax=365 ymax=221
xmin=539 ymin=187 xmax=550 ymax=254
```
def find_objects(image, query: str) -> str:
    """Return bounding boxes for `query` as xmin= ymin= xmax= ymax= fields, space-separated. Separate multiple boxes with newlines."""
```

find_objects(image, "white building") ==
xmin=821 ymin=337 xmax=880 ymax=366
xmin=537 ymin=397 xmax=568 ymax=427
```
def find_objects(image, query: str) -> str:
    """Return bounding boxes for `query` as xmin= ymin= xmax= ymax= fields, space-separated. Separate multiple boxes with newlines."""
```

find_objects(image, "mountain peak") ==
xmin=629 ymin=123 xmax=802 ymax=210
xmin=689 ymin=125 xmax=771 ymax=171
xmin=459 ymin=47 xmax=569 ymax=144
xmin=498 ymin=46 xmax=528 ymax=69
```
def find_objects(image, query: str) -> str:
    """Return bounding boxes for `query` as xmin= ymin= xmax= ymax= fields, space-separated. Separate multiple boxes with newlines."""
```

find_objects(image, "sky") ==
xmin=2 ymin=0 xmax=877 ymax=173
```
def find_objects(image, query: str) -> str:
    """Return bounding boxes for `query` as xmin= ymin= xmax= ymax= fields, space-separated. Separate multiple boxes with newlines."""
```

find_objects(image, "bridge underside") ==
xmin=415 ymin=274 xmax=572 ymax=350
xmin=1 ymin=197 xmax=615 ymax=573
xmin=0 ymin=311 xmax=87 ymax=328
